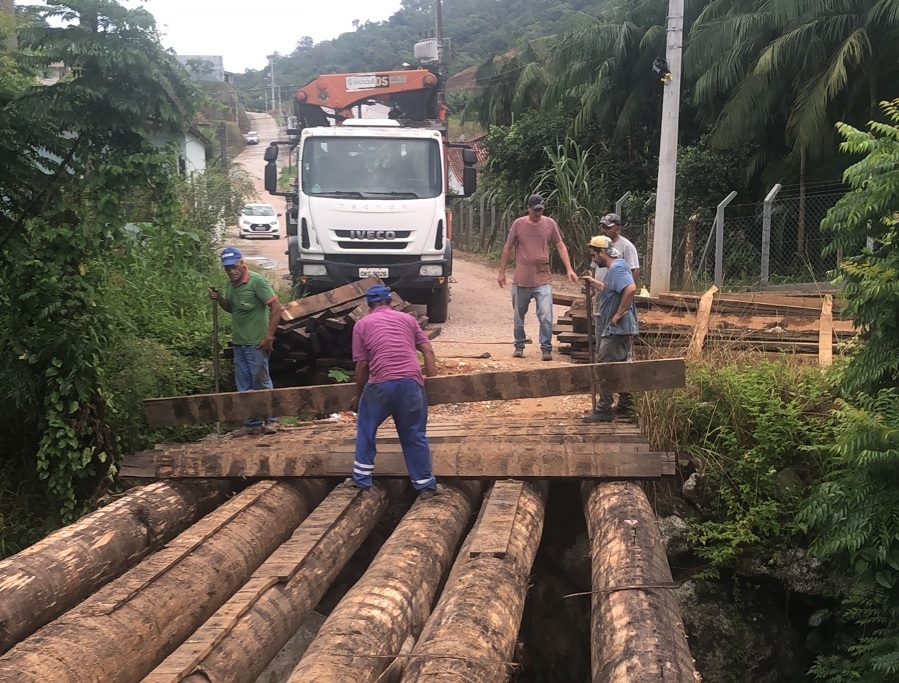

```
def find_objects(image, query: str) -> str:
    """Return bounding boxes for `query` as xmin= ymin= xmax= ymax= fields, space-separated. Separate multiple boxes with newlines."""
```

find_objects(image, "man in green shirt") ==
xmin=208 ymin=247 xmax=283 ymax=435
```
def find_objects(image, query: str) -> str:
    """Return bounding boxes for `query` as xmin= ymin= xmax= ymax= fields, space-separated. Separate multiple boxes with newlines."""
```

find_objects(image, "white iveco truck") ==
xmin=263 ymin=68 xmax=477 ymax=323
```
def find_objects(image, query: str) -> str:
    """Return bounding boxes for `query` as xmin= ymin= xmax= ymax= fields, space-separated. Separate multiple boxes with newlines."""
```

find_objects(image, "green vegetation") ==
xmin=0 ymin=0 xmax=252 ymax=555
xmin=795 ymin=99 xmax=899 ymax=681
xmin=645 ymin=358 xmax=837 ymax=576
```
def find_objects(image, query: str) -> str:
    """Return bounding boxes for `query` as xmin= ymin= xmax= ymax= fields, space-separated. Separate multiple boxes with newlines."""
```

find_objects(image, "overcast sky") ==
xmin=24 ymin=0 xmax=404 ymax=73
xmin=143 ymin=0 xmax=405 ymax=72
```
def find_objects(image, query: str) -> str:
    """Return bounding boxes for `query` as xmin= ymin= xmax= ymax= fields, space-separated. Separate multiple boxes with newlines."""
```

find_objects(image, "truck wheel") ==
xmin=426 ymin=287 xmax=449 ymax=324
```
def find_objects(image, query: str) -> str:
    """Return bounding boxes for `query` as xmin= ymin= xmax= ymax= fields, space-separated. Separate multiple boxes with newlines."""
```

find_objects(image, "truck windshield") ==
xmin=301 ymin=137 xmax=442 ymax=199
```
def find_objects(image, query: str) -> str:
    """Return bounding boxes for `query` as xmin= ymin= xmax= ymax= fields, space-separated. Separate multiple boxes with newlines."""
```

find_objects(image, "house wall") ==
xmin=183 ymin=138 xmax=207 ymax=174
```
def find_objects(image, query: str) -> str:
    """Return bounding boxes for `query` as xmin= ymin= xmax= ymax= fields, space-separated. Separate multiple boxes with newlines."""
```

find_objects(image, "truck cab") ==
xmin=290 ymin=122 xmax=453 ymax=319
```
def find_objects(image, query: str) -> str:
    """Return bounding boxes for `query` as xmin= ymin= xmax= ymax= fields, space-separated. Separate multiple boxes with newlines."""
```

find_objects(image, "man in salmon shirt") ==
xmin=496 ymin=194 xmax=579 ymax=361
xmin=349 ymin=284 xmax=441 ymax=498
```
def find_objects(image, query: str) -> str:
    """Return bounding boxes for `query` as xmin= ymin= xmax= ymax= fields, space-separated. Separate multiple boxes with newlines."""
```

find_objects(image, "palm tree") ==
xmin=464 ymin=41 xmax=551 ymax=128
xmin=544 ymin=0 xmax=670 ymax=141
xmin=687 ymin=0 xmax=899 ymax=252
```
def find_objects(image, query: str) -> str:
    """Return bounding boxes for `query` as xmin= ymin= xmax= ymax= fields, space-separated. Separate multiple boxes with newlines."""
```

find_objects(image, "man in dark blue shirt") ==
xmin=581 ymin=235 xmax=639 ymax=423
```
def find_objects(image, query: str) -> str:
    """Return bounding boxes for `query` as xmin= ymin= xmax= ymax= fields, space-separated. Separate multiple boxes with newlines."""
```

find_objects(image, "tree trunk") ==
xmin=286 ymin=482 xmax=486 ymax=683
xmin=1 ymin=0 xmax=16 ymax=50
xmin=400 ymin=480 xmax=548 ymax=683
xmin=582 ymin=482 xmax=696 ymax=682
xmin=0 ymin=480 xmax=232 ymax=654
xmin=0 ymin=480 xmax=329 ymax=683
xmin=797 ymin=146 xmax=807 ymax=255
xmin=158 ymin=480 xmax=408 ymax=683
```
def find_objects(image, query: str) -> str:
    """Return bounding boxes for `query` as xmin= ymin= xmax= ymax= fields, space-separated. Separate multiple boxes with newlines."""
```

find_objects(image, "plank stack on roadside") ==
xmin=225 ymin=277 xmax=433 ymax=382
xmin=553 ymin=288 xmax=856 ymax=362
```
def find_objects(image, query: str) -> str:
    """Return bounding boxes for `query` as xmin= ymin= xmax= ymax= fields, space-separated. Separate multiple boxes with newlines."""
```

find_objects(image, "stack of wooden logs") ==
xmin=554 ymin=288 xmax=856 ymax=362
xmin=228 ymin=277 xmax=432 ymax=382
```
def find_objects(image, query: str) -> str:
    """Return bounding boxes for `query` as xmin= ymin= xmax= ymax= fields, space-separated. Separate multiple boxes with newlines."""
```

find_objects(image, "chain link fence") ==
xmin=451 ymin=185 xmax=849 ymax=291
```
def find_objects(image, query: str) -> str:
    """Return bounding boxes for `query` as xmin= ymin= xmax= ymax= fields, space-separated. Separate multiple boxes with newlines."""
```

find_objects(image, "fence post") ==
xmin=478 ymin=194 xmax=488 ymax=251
xmin=760 ymin=183 xmax=781 ymax=289
xmin=714 ymin=191 xmax=738 ymax=287
xmin=615 ymin=191 xmax=631 ymax=220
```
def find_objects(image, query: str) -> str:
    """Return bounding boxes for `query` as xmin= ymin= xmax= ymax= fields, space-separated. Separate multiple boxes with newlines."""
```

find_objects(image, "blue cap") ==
xmin=220 ymin=247 xmax=242 ymax=266
xmin=366 ymin=284 xmax=392 ymax=304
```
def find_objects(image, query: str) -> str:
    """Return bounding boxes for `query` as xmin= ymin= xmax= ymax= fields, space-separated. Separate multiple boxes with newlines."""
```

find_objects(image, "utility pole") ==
xmin=434 ymin=0 xmax=445 ymax=110
xmin=269 ymin=56 xmax=276 ymax=116
xmin=649 ymin=0 xmax=684 ymax=296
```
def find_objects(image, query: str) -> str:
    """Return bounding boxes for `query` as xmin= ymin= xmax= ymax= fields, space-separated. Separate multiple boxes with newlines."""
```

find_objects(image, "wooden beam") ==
xmin=143 ymin=358 xmax=686 ymax=427
xmin=468 ymin=480 xmax=523 ymax=559
xmin=119 ymin=441 xmax=674 ymax=480
xmin=818 ymin=295 xmax=833 ymax=368
xmin=687 ymin=285 xmax=717 ymax=360
xmin=281 ymin=277 xmax=378 ymax=320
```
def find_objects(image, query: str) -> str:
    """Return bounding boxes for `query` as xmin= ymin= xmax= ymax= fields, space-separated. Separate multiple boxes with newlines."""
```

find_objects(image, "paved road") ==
xmin=224 ymin=112 xmax=291 ymax=284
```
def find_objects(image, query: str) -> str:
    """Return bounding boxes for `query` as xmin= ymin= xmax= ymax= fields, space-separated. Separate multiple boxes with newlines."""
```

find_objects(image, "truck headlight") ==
xmin=303 ymin=265 xmax=327 ymax=276
xmin=419 ymin=265 xmax=443 ymax=276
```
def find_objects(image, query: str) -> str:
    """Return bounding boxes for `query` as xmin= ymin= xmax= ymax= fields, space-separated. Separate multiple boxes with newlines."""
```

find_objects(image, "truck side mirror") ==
xmin=462 ymin=148 xmax=477 ymax=165
xmin=264 ymin=162 xmax=278 ymax=194
xmin=263 ymin=144 xmax=279 ymax=163
xmin=463 ymin=167 xmax=477 ymax=197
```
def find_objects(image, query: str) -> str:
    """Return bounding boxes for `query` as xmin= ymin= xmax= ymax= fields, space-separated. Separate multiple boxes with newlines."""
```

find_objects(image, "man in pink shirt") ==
xmin=350 ymin=284 xmax=440 ymax=498
xmin=497 ymin=194 xmax=579 ymax=360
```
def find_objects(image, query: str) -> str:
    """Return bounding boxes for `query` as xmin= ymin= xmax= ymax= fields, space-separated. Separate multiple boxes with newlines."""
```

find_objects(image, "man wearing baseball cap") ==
xmin=599 ymin=212 xmax=640 ymax=284
xmin=208 ymin=247 xmax=283 ymax=435
xmin=581 ymin=235 xmax=639 ymax=422
xmin=497 ymin=193 xmax=579 ymax=361
xmin=349 ymin=284 xmax=441 ymax=498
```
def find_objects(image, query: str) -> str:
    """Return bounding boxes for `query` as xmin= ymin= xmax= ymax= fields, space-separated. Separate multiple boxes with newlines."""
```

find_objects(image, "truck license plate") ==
xmin=359 ymin=268 xmax=389 ymax=278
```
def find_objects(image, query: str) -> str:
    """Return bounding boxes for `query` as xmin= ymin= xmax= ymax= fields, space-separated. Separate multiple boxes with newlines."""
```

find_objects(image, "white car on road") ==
xmin=238 ymin=203 xmax=282 ymax=239
xmin=245 ymin=131 xmax=259 ymax=145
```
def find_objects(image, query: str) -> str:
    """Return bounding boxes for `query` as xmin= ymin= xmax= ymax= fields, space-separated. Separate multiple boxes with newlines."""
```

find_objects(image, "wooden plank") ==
xmin=281 ymin=277 xmax=378 ymax=320
xmin=687 ymin=285 xmax=717 ymax=360
xmin=120 ymin=444 xmax=673 ymax=479
xmin=143 ymin=485 xmax=361 ymax=683
xmin=818 ymin=295 xmax=833 ymax=368
xmin=143 ymin=358 xmax=686 ymax=427
xmin=469 ymin=481 xmax=524 ymax=559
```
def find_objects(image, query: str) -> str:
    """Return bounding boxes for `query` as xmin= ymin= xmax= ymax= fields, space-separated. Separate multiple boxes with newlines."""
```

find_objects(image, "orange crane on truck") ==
xmin=263 ymin=67 xmax=476 ymax=323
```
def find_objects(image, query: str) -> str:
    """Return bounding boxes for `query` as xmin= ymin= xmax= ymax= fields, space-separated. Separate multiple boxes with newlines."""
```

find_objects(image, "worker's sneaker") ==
xmin=419 ymin=484 xmax=443 ymax=500
xmin=230 ymin=424 xmax=263 ymax=437
xmin=583 ymin=409 xmax=615 ymax=423
xmin=263 ymin=421 xmax=279 ymax=435
xmin=512 ymin=348 xmax=524 ymax=358
xmin=542 ymin=350 xmax=553 ymax=361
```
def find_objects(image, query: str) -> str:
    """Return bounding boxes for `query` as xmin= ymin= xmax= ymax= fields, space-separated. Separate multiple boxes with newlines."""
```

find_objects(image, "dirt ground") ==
xmin=227 ymin=113 xmax=595 ymax=421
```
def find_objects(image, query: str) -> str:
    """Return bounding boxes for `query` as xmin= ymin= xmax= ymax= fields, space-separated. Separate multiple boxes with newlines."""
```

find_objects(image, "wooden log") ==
xmin=148 ymin=480 xmax=407 ymax=683
xmin=0 ymin=480 xmax=329 ymax=683
xmin=286 ymin=482 xmax=486 ymax=683
xmin=0 ymin=480 xmax=232 ymax=654
xmin=582 ymin=482 xmax=696 ymax=682
xmin=143 ymin=358 xmax=687 ymax=427
xmin=399 ymin=481 xmax=548 ymax=682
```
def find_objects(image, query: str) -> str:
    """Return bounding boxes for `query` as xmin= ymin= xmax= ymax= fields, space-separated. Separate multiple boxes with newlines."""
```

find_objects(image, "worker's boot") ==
xmin=583 ymin=403 xmax=614 ymax=423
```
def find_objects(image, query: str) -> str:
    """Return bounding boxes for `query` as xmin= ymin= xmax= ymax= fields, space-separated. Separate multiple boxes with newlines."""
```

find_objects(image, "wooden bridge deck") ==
xmin=121 ymin=417 xmax=675 ymax=480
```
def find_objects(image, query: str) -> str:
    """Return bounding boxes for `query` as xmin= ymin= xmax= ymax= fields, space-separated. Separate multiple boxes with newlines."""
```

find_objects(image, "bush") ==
xmin=642 ymin=356 xmax=838 ymax=576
